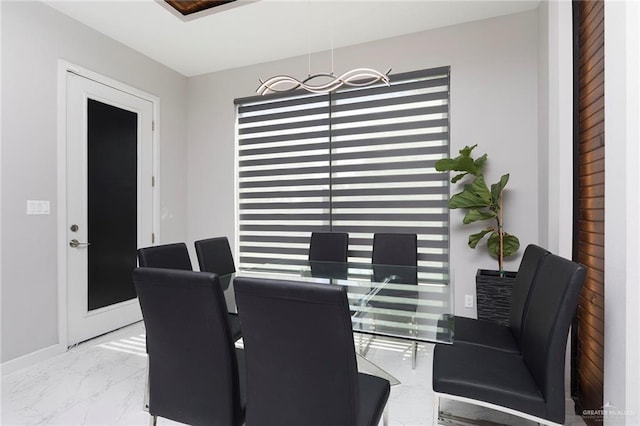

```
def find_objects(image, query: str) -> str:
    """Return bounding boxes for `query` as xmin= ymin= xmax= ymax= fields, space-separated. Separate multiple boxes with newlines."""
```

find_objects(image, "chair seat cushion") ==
xmin=433 ymin=343 xmax=545 ymax=419
xmin=357 ymin=373 xmax=391 ymax=426
xmin=454 ymin=316 xmax=520 ymax=354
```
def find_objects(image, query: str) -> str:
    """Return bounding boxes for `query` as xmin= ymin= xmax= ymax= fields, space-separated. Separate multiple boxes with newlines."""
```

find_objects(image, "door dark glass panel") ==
xmin=87 ymin=99 xmax=138 ymax=311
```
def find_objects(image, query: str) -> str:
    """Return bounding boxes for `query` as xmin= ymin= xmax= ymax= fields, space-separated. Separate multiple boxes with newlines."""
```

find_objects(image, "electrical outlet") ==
xmin=464 ymin=294 xmax=474 ymax=308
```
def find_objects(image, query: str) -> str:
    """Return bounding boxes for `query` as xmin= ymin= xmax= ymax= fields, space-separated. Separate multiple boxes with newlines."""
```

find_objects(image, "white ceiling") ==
xmin=44 ymin=0 xmax=540 ymax=77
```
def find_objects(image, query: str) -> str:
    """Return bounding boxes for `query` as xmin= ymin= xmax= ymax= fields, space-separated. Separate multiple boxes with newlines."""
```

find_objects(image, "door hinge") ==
xmin=152 ymin=120 xmax=155 ymax=131
xmin=152 ymin=233 xmax=155 ymax=244
xmin=152 ymin=176 xmax=155 ymax=187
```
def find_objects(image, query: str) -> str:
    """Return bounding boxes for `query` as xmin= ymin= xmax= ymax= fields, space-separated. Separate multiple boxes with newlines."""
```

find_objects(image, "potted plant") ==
xmin=435 ymin=144 xmax=520 ymax=325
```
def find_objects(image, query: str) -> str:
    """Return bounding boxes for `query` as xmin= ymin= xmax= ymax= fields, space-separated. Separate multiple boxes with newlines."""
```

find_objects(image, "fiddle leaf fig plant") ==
xmin=436 ymin=145 xmax=520 ymax=275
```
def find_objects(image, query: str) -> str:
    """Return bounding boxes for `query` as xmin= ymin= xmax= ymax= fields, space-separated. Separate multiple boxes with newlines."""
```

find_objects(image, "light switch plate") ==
xmin=27 ymin=200 xmax=51 ymax=215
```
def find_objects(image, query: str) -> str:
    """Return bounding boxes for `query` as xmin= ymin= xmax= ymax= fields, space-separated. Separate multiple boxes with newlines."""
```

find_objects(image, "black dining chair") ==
xmin=194 ymin=236 xmax=236 ymax=275
xmin=137 ymin=242 xmax=193 ymax=270
xmin=432 ymin=253 xmax=586 ymax=425
xmin=194 ymin=237 xmax=243 ymax=345
xmin=234 ymin=276 xmax=391 ymax=426
xmin=136 ymin=243 xmax=195 ymax=412
xmin=452 ymin=244 xmax=550 ymax=354
xmin=372 ymin=233 xmax=418 ymax=267
xmin=133 ymin=268 xmax=246 ymax=426
xmin=370 ymin=233 xmax=419 ymax=367
xmin=137 ymin=241 xmax=242 ymax=343
xmin=308 ymin=231 xmax=349 ymax=263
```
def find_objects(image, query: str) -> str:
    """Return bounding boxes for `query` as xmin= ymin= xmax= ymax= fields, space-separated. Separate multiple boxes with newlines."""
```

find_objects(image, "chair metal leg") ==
xmin=149 ymin=414 xmax=157 ymax=426
xmin=143 ymin=358 xmax=149 ymax=412
xmin=435 ymin=392 xmax=561 ymax=426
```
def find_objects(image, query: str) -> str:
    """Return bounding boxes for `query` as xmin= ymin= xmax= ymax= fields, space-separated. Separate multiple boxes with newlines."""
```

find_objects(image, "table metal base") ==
xmin=437 ymin=411 xmax=506 ymax=426
xmin=356 ymin=352 xmax=401 ymax=386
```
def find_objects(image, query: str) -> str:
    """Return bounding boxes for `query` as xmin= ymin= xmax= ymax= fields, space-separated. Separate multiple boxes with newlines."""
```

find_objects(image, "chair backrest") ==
xmin=309 ymin=261 xmax=348 ymax=279
xmin=137 ymin=243 xmax=192 ymax=270
xmin=234 ymin=277 xmax=360 ymax=426
xmin=195 ymin=237 xmax=236 ymax=275
xmin=520 ymin=254 xmax=586 ymax=424
xmin=509 ymin=244 xmax=550 ymax=342
xmin=308 ymin=232 xmax=349 ymax=262
xmin=372 ymin=233 xmax=418 ymax=266
xmin=133 ymin=268 xmax=243 ymax=426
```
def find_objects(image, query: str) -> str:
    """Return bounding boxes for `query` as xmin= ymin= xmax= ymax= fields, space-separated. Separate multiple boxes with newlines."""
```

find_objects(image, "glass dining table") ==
xmin=218 ymin=260 xmax=455 ymax=384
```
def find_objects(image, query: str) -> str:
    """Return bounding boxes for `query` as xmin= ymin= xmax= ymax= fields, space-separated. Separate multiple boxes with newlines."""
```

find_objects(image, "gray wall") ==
xmin=537 ymin=1 xmax=550 ymax=250
xmin=1 ymin=1 xmax=188 ymax=363
xmin=186 ymin=10 xmax=540 ymax=316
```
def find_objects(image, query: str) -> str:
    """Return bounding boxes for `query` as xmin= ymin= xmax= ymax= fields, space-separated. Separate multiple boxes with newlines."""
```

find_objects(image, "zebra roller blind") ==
xmin=236 ymin=66 xmax=450 ymax=280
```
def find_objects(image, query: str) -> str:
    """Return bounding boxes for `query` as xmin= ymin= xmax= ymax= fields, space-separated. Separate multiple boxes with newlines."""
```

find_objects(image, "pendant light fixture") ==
xmin=257 ymin=68 xmax=391 ymax=95
xmin=257 ymin=8 xmax=390 ymax=95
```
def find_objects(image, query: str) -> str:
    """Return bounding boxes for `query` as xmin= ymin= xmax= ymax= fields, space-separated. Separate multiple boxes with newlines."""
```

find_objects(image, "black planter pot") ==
xmin=475 ymin=269 xmax=517 ymax=326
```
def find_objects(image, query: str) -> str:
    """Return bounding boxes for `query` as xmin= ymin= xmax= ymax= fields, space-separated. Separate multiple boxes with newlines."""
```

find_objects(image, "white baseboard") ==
xmin=1 ymin=343 xmax=67 ymax=376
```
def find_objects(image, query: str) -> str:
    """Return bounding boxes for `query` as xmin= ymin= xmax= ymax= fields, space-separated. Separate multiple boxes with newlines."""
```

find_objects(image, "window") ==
xmin=235 ymin=67 xmax=450 ymax=281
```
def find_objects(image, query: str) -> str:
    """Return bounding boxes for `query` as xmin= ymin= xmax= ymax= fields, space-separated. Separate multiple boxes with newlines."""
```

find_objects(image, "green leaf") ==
xmin=490 ymin=174 xmax=510 ymax=205
xmin=451 ymin=173 xmax=468 ymax=183
xmin=487 ymin=232 xmax=500 ymax=257
xmin=502 ymin=234 xmax=520 ymax=257
xmin=435 ymin=158 xmax=459 ymax=172
xmin=463 ymin=208 xmax=496 ymax=224
xmin=474 ymin=153 xmax=488 ymax=172
xmin=435 ymin=145 xmax=485 ymax=177
xmin=456 ymin=156 xmax=477 ymax=174
xmin=459 ymin=144 xmax=478 ymax=157
xmin=449 ymin=191 xmax=483 ymax=209
xmin=487 ymin=232 xmax=520 ymax=258
xmin=468 ymin=227 xmax=494 ymax=249
xmin=448 ymin=176 xmax=492 ymax=209
xmin=435 ymin=157 xmax=477 ymax=175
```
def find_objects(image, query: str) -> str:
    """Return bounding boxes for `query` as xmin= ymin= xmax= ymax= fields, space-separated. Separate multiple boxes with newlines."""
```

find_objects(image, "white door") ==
xmin=66 ymin=72 xmax=154 ymax=345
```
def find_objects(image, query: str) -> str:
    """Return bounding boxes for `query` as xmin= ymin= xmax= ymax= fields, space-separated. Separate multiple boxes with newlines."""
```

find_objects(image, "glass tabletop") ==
xmin=220 ymin=260 xmax=454 ymax=345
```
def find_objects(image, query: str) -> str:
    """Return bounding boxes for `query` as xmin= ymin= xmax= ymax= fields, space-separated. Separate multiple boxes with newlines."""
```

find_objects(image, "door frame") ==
xmin=56 ymin=60 xmax=160 ymax=349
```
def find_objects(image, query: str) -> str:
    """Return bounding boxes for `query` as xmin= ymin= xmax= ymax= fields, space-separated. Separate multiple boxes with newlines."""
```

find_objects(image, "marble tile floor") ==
xmin=2 ymin=321 xmax=586 ymax=425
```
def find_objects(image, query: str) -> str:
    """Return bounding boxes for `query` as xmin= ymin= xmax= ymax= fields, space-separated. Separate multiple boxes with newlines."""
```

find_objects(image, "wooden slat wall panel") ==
xmin=581 ymin=146 xmax=605 ymax=162
xmin=578 ymin=60 xmax=604 ymax=94
xmin=578 ymin=31 xmax=604 ymax=67
xmin=578 ymin=230 xmax=603 ymax=246
xmin=578 ymin=59 xmax=604 ymax=94
xmin=573 ymin=1 xmax=605 ymax=423
xmin=578 ymin=0 xmax=600 ymax=30
xmin=579 ymin=113 xmax=604 ymax=133
xmin=579 ymin=122 xmax=604 ymax=148
xmin=579 ymin=171 xmax=604 ymax=186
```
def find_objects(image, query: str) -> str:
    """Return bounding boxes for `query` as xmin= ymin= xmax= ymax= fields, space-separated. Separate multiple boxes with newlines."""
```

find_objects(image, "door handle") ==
xmin=69 ymin=239 xmax=91 ymax=248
